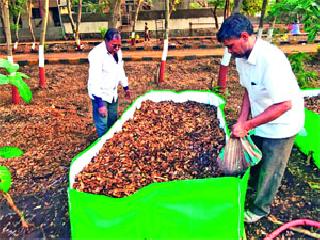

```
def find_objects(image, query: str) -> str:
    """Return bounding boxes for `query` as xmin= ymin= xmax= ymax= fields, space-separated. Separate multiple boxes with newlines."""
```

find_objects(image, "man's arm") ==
xmin=232 ymin=99 xmax=292 ymax=138
xmin=238 ymin=89 xmax=251 ymax=122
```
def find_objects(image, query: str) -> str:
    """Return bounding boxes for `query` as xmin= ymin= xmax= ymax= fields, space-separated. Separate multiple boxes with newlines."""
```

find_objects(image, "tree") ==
xmin=224 ymin=0 xmax=231 ymax=19
xmin=268 ymin=0 xmax=320 ymax=42
xmin=26 ymin=0 xmax=36 ymax=50
xmin=208 ymin=0 xmax=225 ymax=29
xmin=9 ymin=0 xmax=26 ymax=50
xmin=66 ymin=0 xmax=83 ymax=50
xmin=216 ymin=0 xmax=245 ymax=93
xmin=0 ymin=0 xmax=12 ymax=61
xmin=0 ymin=0 xmax=22 ymax=103
xmin=258 ymin=0 xmax=268 ymax=38
xmin=39 ymin=0 xmax=49 ymax=88
xmin=131 ymin=0 xmax=144 ymax=45
xmin=241 ymin=0 xmax=263 ymax=16
xmin=108 ymin=0 xmax=122 ymax=28
xmin=233 ymin=0 xmax=244 ymax=13
xmin=158 ymin=0 xmax=181 ymax=83
xmin=75 ymin=0 xmax=83 ymax=50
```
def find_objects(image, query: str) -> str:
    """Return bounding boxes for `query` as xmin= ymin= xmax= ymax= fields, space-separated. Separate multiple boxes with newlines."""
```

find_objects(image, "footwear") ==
xmin=244 ymin=210 xmax=265 ymax=223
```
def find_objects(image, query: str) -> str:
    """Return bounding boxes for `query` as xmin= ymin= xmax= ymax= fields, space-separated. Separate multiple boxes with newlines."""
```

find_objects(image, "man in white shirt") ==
xmin=88 ymin=28 xmax=131 ymax=137
xmin=217 ymin=14 xmax=304 ymax=222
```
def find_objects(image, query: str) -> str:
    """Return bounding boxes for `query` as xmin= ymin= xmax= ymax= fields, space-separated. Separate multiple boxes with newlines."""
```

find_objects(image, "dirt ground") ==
xmin=0 ymin=57 xmax=319 ymax=239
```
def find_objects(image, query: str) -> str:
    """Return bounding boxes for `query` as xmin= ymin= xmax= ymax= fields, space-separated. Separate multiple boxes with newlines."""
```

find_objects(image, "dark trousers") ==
xmin=249 ymin=135 xmax=295 ymax=216
xmin=92 ymin=99 xmax=118 ymax=138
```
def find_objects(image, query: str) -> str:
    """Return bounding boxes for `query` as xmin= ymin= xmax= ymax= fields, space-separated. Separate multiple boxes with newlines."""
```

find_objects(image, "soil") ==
xmin=0 ymin=57 xmax=319 ymax=239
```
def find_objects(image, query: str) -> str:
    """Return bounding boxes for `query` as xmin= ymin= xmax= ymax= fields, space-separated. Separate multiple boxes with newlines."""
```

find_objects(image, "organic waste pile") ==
xmin=74 ymin=100 xmax=225 ymax=197
xmin=305 ymin=95 xmax=320 ymax=114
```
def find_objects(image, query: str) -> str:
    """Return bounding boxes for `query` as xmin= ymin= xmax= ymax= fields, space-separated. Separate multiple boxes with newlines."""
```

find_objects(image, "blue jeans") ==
xmin=249 ymin=135 xmax=295 ymax=216
xmin=92 ymin=99 xmax=118 ymax=137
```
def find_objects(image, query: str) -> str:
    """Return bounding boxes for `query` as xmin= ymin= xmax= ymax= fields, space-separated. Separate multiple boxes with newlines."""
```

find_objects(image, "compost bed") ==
xmin=74 ymin=100 xmax=225 ymax=198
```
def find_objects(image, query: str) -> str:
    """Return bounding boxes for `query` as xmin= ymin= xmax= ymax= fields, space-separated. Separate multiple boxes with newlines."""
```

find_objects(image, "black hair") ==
xmin=216 ymin=13 xmax=253 ymax=42
xmin=104 ymin=28 xmax=120 ymax=41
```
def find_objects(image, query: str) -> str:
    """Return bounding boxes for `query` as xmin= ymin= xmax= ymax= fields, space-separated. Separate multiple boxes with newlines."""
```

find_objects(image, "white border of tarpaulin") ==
xmin=301 ymin=88 xmax=320 ymax=98
xmin=69 ymin=90 xmax=227 ymax=186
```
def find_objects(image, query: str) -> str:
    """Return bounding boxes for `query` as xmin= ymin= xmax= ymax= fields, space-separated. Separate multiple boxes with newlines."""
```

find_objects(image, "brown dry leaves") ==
xmin=305 ymin=96 xmax=320 ymax=114
xmin=74 ymin=100 xmax=225 ymax=197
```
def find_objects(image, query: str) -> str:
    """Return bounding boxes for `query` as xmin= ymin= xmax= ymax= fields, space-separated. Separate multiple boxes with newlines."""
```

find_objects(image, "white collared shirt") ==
xmin=235 ymin=38 xmax=304 ymax=138
xmin=87 ymin=42 xmax=128 ymax=103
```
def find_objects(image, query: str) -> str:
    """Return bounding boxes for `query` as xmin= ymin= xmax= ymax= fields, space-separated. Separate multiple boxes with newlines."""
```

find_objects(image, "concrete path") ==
xmin=0 ymin=43 xmax=318 ymax=65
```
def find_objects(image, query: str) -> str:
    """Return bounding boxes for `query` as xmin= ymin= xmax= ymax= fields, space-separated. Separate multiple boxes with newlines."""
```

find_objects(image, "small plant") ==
xmin=288 ymin=52 xmax=318 ymax=89
xmin=0 ymin=58 xmax=32 ymax=103
xmin=99 ymin=26 xmax=107 ymax=39
xmin=0 ymin=153 xmax=29 ymax=229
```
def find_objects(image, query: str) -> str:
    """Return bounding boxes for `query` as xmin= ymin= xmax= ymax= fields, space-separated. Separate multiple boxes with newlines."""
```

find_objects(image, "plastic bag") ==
xmin=218 ymin=135 xmax=262 ymax=175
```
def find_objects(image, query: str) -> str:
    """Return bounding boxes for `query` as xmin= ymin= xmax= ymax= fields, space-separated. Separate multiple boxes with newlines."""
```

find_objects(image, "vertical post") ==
xmin=217 ymin=48 xmax=232 ymax=92
xmin=7 ymin=56 xmax=21 ymax=104
xmin=1 ymin=0 xmax=20 ymax=104
xmin=39 ymin=0 xmax=49 ymax=88
xmin=159 ymin=0 xmax=169 ymax=83
xmin=39 ymin=44 xmax=45 ymax=88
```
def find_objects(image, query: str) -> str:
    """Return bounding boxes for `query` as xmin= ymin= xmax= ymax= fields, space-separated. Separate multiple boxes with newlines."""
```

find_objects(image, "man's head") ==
xmin=217 ymin=13 xmax=255 ymax=58
xmin=104 ymin=28 xmax=121 ymax=54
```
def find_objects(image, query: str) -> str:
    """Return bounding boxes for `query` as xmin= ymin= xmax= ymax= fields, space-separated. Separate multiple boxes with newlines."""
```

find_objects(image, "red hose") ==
xmin=264 ymin=219 xmax=320 ymax=240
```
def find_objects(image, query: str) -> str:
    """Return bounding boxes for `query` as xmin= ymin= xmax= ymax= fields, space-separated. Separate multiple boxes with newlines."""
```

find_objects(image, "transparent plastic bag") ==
xmin=217 ymin=136 xmax=262 ymax=175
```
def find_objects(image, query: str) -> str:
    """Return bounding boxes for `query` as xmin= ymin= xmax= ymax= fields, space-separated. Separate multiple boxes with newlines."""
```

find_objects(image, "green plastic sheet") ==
xmin=68 ymin=90 xmax=248 ymax=239
xmin=295 ymin=89 xmax=320 ymax=168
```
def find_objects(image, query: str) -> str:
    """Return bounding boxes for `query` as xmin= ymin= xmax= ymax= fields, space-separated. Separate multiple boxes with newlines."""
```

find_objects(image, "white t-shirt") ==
xmin=87 ymin=42 xmax=128 ymax=103
xmin=236 ymin=38 xmax=304 ymax=138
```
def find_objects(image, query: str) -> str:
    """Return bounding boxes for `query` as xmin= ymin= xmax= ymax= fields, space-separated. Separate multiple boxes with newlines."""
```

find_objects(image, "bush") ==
xmin=288 ymin=52 xmax=318 ymax=89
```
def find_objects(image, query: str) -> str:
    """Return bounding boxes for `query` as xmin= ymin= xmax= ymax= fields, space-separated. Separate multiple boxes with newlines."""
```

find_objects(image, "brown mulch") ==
xmin=73 ymin=101 xmax=225 ymax=198
xmin=0 ymin=58 xmax=319 ymax=239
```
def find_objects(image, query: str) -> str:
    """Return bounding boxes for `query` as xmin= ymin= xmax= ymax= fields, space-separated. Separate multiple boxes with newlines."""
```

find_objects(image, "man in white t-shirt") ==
xmin=217 ymin=13 xmax=304 ymax=222
xmin=88 ymin=28 xmax=131 ymax=137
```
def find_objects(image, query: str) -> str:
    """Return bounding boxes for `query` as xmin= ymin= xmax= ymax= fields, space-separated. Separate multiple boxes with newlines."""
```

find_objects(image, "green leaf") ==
xmin=0 ymin=74 xmax=9 ymax=85
xmin=0 ymin=58 xmax=19 ymax=73
xmin=8 ymin=74 xmax=33 ymax=103
xmin=0 ymin=166 xmax=11 ymax=193
xmin=0 ymin=146 xmax=24 ymax=158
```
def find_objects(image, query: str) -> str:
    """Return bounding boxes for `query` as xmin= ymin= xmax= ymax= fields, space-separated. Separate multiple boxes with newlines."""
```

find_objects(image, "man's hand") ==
xmin=124 ymin=90 xmax=131 ymax=100
xmin=232 ymin=121 xmax=252 ymax=138
xmin=98 ymin=106 xmax=107 ymax=117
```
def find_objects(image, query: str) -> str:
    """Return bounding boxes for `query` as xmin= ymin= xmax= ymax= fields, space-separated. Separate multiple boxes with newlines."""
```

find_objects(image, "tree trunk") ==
xmin=39 ymin=0 xmax=49 ymax=88
xmin=210 ymin=5 xmax=219 ymax=29
xmin=26 ymin=0 xmax=36 ymax=51
xmin=75 ymin=0 xmax=82 ymax=50
xmin=0 ymin=0 xmax=12 ymax=59
xmin=13 ymin=12 xmax=21 ymax=50
xmin=159 ymin=0 xmax=169 ymax=83
xmin=66 ymin=0 xmax=76 ymax=36
xmin=217 ymin=0 xmax=244 ymax=93
xmin=224 ymin=0 xmax=231 ymax=20
xmin=131 ymin=0 xmax=143 ymax=45
xmin=267 ymin=0 xmax=280 ymax=42
xmin=232 ymin=0 xmax=244 ymax=14
xmin=0 ymin=0 xmax=21 ymax=104
xmin=109 ymin=0 xmax=121 ymax=28
xmin=258 ymin=0 xmax=268 ymax=38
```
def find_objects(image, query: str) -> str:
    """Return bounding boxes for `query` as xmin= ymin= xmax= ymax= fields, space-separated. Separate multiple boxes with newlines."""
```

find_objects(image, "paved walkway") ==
xmin=0 ymin=43 xmax=318 ymax=65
